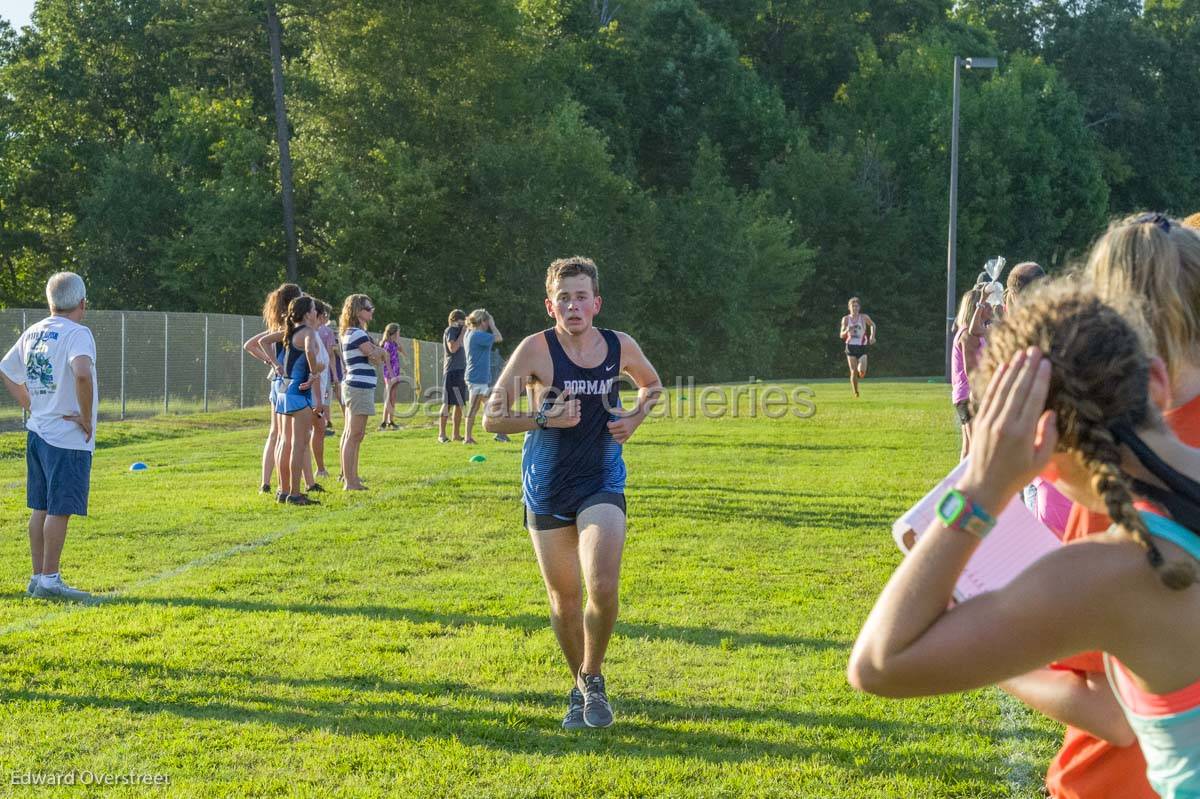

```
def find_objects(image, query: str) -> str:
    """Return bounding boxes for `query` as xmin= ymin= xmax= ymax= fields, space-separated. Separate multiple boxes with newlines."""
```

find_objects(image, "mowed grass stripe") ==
xmin=0 ymin=383 xmax=1062 ymax=797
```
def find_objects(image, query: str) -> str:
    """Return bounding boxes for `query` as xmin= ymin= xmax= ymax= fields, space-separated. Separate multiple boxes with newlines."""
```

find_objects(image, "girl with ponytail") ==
xmin=850 ymin=279 xmax=1200 ymax=798
xmin=273 ymin=295 xmax=325 ymax=506
xmin=243 ymin=283 xmax=301 ymax=494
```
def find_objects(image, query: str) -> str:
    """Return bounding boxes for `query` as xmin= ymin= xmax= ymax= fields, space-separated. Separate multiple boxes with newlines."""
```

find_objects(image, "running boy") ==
xmin=839 ymin=297 xmax=876 ymax=397
xmin=484 ymin=256 xmax=662 ymax=730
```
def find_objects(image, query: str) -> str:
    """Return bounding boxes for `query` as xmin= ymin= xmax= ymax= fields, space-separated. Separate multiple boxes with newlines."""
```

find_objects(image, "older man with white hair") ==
xmin=1 ymin=272 xmax=97 ymax=601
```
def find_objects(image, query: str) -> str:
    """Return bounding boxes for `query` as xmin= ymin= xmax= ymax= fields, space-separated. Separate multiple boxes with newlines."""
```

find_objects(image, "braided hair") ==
xmin=971 ymin=279 xmax=1197 ymax=590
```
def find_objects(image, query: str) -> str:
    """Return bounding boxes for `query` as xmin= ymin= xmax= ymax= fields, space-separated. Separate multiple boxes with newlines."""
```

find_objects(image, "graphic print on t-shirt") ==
xmin=26 ymin=331 xmax=59 ymax=391
xmin=845 ymin=316 xmax=866 ymax=346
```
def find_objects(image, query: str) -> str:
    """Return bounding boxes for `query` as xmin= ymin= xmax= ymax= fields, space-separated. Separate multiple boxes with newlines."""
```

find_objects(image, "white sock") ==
xmin=41 ymin=572 xmax=59 ymax=585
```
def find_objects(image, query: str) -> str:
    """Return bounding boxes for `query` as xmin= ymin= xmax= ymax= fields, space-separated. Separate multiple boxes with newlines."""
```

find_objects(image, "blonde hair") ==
xmin=383 ymin=323 xmax=400 ymax=340
xmin=545 ymin=256 xmax=599 ymax=297
xmin=466 ymin=309 xmax=490 ymax=329
xmin=954 ymin=288 xmax=980 ymax=331
xmin=1085 ymin=214 xmax=1200 ymax=388
xmin=340 ymin=294 xmax=373 ymax=333
xmin=1182 ymin=212 xmax=1200 ymax=230
xmin=972 ymin=279 xmax=1195 ymax=590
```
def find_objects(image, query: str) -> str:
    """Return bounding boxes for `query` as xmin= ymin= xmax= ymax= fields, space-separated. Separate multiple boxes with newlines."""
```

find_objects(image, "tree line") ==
xmin=1 ymin=0 xmax=1197 ymax=379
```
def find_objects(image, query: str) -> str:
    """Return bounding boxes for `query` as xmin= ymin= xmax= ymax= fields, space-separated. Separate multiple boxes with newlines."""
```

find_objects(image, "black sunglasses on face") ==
xmin=364 ymin=305 xmax=375 ymax=312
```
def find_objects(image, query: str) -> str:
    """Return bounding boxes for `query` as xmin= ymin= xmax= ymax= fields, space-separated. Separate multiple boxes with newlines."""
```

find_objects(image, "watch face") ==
xmin=937 ymin=491 xmax=965 ymax=524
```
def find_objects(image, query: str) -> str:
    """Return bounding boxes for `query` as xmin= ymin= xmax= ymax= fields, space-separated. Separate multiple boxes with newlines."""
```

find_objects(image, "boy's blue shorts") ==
xmin=27 ymin=430 xmax=92 ymax=517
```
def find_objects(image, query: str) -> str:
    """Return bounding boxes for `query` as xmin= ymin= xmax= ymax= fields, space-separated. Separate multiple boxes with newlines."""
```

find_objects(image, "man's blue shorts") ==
xmin=27 ymin=430 xmax=92 ymax=517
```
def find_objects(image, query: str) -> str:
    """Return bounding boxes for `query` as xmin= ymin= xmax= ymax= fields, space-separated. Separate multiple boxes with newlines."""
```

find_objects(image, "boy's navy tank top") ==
xmin=521 ymin=328 xmax=626 ymax=515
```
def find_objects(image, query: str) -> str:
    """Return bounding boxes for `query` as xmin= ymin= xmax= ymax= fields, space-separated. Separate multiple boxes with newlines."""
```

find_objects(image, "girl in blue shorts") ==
xmin=273 ymin=296 xmax=324 ymax=506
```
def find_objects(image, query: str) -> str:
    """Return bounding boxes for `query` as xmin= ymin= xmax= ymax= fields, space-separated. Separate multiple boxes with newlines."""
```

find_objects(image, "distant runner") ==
xmin=840 ymin=297 xmax=876 ymax=397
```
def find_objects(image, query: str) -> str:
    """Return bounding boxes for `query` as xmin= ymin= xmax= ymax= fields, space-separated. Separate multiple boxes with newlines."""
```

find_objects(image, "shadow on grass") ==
xmin=70 ymin=594 xmax=845 ymax=652
xmin=0 ymin=660 xmax=1045 ymax=785
xmin=439 ymin=482 xmax=904 ymax=530
xmin=632 ymin=429 xmax=914 ymax=448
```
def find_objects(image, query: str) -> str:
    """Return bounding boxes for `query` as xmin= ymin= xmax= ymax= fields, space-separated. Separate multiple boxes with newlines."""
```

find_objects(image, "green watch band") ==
xmin=936 ymin=488 xmax=996 ymax=539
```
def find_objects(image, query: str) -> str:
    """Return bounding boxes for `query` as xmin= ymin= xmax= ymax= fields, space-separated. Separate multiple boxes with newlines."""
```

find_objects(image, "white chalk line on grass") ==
xmin=0 ymin=465 xmax=464 ymax=638
xmin=996 ymin=688 xmax=1043 ymax=797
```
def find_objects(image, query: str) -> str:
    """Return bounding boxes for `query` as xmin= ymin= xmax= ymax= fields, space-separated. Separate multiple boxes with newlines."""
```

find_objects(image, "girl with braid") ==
xmin=1040 ymin=214 xmax=1200 ymax=799
xmin=849 ymin=279 xmax=1200 ymax=798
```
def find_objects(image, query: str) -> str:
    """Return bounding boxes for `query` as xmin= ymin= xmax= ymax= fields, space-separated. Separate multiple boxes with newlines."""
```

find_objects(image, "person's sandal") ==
xmin=286 ymin=494 xmax=320 ymax=506
xmin=306 ymin=483 xmax=327 ymax=493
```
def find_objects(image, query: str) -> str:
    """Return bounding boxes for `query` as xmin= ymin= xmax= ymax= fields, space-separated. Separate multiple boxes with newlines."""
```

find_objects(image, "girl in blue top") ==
xmin=271 ymin=296 xmax=324 ymax=506
xmin=243 ymin=283 xmax=301 ymax=494
xmin=850 ymin=280 xmax=1200 ymax=798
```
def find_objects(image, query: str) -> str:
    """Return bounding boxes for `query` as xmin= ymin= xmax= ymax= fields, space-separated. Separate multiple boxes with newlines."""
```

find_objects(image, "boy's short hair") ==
xmin=545 ymin=256 xmax=599 ymax=297
xmin=466 ymin=309 xmax=489 ymax=328
xmin=448 ymin=308 xmax=466 ymax=325
xmin=1007 ymin=262 xmax=1046 ymax=295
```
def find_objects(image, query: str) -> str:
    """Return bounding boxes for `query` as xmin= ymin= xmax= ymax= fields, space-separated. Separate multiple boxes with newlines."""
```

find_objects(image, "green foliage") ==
xmin=0 ymin=0 xmax=1178 ymax=377
xmin=464 ymin=102 xmax=657 ymax=342
xmin=655 ymin=139 xmax=812 ymax=380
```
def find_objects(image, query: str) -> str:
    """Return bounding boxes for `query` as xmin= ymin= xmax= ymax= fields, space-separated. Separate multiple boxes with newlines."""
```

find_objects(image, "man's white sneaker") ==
xmin=32 ymin=575 xmax=93 ymax=603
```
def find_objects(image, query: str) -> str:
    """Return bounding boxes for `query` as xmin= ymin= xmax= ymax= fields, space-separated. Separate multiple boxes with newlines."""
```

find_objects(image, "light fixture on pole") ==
xmin=945 ymin=55 xmax=998 ymax=381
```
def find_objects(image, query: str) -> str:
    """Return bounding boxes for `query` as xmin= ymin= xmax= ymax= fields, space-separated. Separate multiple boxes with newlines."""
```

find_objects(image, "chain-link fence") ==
xmin=0 ymin=309 xmax=446 ymax=432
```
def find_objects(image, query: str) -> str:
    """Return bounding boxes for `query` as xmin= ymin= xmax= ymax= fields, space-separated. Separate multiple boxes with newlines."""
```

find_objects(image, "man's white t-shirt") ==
xmin=0 ymin=315 xmax=98 ymax=452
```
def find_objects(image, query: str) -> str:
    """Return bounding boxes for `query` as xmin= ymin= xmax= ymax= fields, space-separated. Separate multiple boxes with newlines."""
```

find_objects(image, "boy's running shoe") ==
xmin=562 ymin=687 xmax=586 ymax=730
xmin=581 ymin=673 xmax=614 ymax=728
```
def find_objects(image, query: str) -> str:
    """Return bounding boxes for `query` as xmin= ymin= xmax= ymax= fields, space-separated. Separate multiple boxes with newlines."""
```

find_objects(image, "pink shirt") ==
xmin=951 ymin=330 xmax=979 ymax=404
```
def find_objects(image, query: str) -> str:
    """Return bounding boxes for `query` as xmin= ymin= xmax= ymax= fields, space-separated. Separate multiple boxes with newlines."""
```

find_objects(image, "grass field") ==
xmin=0 ymin=381 xmax=1062 ymax=797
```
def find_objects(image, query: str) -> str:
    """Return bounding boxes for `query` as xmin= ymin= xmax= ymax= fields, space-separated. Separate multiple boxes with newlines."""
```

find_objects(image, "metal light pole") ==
xmin=945 ymin=56 xmax=997 ymax=381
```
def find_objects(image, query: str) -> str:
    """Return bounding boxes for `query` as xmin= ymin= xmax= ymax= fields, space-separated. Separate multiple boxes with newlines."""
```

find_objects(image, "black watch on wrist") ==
xmin=534 ymin=411 xmax=548 ymax=430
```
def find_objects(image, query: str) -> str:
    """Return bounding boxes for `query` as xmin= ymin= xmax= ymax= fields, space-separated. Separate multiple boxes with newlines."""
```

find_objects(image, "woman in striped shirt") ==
xmin=339 ymin=294 xmax=384 ymax=491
